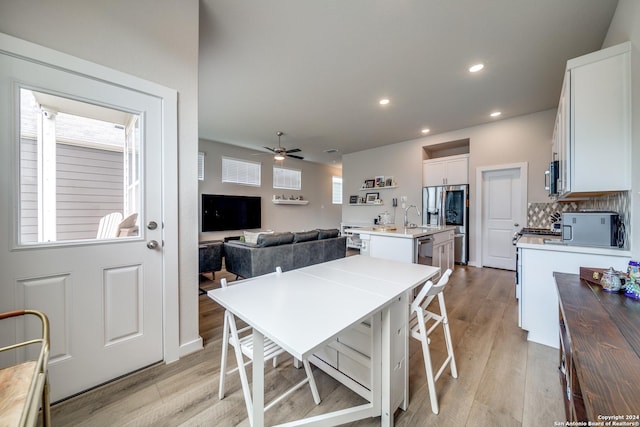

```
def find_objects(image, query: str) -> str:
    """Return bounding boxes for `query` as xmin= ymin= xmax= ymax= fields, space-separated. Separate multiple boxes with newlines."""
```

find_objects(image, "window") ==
xmin=273 ymin=166 xmax=301 ymax=190
xmin=332 ymin=176 xmax=343 ymax=204
xmin=18 ymin=88 xmax=141 ymax=244
xmin=222 ymin=156 xmax=261 ymax=186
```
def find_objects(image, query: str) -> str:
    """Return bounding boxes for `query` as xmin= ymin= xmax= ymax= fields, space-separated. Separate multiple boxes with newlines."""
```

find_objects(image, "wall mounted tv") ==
xmin=202 ymin=194 xmax=261 ymax=232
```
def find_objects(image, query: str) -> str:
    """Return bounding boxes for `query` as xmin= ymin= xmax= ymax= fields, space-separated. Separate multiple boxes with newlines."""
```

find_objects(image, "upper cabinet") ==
xmin=423 ymin=154 xmax=469 ymax=187
xmin=555 ymin=42 xmax=631 ymax=199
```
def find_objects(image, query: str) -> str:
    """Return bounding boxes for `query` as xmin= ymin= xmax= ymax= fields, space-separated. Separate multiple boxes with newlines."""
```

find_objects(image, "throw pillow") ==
xmin=316 ymin=228 xmax=340 ymax=239
xmin=293 ymin=230 xmax=319 ymax=243
xmin=243 ymin=230 xmax=273 ymax=245
xmin=257 ymin=232 xmax=294 ymax=247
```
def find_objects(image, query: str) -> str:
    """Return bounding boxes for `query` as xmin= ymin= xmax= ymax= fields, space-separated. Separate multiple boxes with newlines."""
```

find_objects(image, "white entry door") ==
xmin=481 ymin=167 xmax=524 ymax=270
xmin=0 ymin=44 xmax=164 ymax=401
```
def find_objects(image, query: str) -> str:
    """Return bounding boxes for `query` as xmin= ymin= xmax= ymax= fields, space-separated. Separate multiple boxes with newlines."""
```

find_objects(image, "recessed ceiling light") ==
xmin=379 ymin=98 xmax=390 ymax=105
xmin=469 ymin=63 xmax=484 ymax=73
xmin=421 ymin=128 xmax=430 ymax=134
xmin=490 ymin=111 xmax=502 ymax=117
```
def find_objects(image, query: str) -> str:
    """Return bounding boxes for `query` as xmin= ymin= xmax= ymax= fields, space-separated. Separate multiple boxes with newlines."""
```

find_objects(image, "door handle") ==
xmin=147 ymin=240 xmax=160 ymax=249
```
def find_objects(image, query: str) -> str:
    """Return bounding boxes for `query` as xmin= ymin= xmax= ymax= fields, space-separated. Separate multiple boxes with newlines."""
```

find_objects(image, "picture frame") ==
xmin=364 ymin=179 xmax=375 ymax=189
xmin=375 ymin=176 xmax=385 ymax=187
xmin=365 ymin=192 xmax=379 ymax=204
xmin=385 ymin=176 xmax=394 ymax=187
xmin=349 ymin=195 xmax=358 ymax=204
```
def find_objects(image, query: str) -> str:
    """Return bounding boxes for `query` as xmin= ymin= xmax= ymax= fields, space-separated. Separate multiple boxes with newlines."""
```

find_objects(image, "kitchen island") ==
xmin=516 ymin=235 xmax=631 ymax=348
xmin=355 ymin=225 xmax=456 ymax=271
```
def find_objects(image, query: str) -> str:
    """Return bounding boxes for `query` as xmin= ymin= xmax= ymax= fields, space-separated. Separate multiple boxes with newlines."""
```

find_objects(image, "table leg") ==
xmin=253 ymin=329 xmax=265 ymax=427
xmin=381 ymin=305 xmax=393 ymax=427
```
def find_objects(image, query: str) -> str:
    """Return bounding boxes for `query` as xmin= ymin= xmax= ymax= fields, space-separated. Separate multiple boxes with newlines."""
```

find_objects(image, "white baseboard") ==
xmin=178 ymin=336 xmax=203 ymax=358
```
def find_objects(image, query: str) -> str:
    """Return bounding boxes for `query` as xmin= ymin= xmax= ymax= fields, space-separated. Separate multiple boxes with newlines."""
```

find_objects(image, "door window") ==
xmin=18 ymin=88 xmax=141 ymax=245
xmin=445 ymin=190 xmax=464 ymax=226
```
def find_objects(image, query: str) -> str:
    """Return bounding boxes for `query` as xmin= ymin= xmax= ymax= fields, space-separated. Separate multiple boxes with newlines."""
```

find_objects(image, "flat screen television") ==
xmin=202 ymin=194 xmax=261 ymax=232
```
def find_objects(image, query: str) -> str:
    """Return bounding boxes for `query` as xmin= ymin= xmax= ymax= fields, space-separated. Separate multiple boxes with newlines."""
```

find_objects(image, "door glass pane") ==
xmin=445 ymin=190 xmax=464 ymax=226
xmin=19 ymin=88 xmax=141 ymax=245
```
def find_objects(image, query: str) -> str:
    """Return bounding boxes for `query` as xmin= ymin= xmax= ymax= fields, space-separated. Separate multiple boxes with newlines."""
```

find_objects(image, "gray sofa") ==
xmin=223 ymin=229 xmax=347 ymax=278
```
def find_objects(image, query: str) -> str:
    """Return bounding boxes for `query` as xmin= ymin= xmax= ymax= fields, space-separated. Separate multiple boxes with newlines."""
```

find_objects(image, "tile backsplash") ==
xmin=527 ymin=201 xmax=578 ymax=228
xmin=527 ymin=192 xmax=631 ymax=245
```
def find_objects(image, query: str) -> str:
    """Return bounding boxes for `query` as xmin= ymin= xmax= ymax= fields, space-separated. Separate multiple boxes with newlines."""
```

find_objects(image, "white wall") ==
xmin=199 ymin=140 xmax=343 ymax=241
xmin=602 ymin=0 xmax=640 ymax=260
xmin=0 ymin=1 xmax=202 ymax=354
xmin=343 ymin=109 xmax=556 ymax=265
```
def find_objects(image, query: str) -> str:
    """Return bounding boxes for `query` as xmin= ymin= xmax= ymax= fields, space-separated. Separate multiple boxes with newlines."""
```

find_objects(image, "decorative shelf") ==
xmin=272 ymin=199 xmax=309 ymax=205
xmin=349 ymin=203 xmax=384 ymax=206
xmin=359 ymin=185 xmax=398 ymax=191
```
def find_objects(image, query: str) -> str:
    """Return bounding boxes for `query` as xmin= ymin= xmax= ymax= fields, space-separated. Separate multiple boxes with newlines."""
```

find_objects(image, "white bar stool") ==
xmin=218 ymin=268 xmax=321 ymax=426
xmin=409 ymin=268 xmax=457 ymax=414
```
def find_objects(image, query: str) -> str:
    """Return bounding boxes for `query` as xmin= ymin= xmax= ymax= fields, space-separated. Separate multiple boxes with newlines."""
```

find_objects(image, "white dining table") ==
xmin=208 ymin=255 xmax=440 ymax=426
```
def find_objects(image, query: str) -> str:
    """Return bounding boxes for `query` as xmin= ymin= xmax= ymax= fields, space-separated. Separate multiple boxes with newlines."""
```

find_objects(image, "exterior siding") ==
xmin=19 ymin=137 xmax=124 ymax=242
xmin=56 ymin=143 xmax=124 ymax=240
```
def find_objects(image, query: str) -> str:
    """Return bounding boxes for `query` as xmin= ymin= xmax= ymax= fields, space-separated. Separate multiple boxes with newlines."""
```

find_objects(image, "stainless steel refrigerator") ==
xmin=422 ymin=185 xmax=469 ymax=264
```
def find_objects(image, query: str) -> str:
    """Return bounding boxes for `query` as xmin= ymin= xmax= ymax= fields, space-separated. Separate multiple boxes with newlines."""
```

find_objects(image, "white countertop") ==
xmin=516 ymin=235 xmax=631 ymax=257
xmin=354 ymin=225 xmax=456 ymax=239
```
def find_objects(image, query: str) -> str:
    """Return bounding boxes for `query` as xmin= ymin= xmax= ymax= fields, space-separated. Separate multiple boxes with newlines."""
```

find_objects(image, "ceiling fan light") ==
xmin=274 ymin=153 xmax=285 ymax=161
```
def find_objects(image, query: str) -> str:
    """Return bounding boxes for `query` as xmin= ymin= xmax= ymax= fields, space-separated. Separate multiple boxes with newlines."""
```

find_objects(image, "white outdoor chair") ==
xmin=116 ymin=213 xmax=138 ymax=237
xmin=409 ymin=268 xmax=457 ymax=414
xmin=96 ymin=212 xmax=123 ymax=239
xmin=218 ymin=267 xmax=321 ymax=425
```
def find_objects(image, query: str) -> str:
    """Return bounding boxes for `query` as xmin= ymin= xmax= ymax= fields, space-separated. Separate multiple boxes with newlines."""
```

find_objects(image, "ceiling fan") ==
xmin=264 ymin=131 xmax=304 ymax=161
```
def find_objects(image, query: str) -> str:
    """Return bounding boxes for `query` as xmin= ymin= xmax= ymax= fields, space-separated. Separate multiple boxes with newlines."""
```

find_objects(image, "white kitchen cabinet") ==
xmin=552 ymin=72 xmax=569 ymax=195
xmin=432 ymin=229 xmax=455 ymax=273
xmin=554 ymin=42 xmax=631 ymax=198
xmin=310 ymin=293 xmax=409 ymax=412
xmin=422 ymin=154 xmax=469 ymax=186
xmin=519 ymin=245 xmax=629 ymax=348
xmin=369 ymin=234 xmax=414 ymax=263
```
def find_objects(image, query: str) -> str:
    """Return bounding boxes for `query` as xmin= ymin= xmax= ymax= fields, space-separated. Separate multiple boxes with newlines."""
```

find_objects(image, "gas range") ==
xmin=512 ymin=227 xmax=561 ymax=245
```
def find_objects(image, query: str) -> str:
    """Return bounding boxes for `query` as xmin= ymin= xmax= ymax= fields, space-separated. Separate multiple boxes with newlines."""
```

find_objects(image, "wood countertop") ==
xmin=554 ymin=272 xmax=640 ymax=421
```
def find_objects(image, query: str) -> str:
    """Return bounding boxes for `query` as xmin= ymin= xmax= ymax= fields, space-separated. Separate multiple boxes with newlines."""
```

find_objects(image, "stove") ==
xmin=513 ymin=227 xmax=561 ymax=245
xmin=518 ymin=227 xmax=561 ymax=236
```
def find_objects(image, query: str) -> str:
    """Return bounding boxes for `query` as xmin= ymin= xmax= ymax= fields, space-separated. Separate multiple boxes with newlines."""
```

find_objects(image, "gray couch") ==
xmin=223 ymin=229 xmax=347 ymax=278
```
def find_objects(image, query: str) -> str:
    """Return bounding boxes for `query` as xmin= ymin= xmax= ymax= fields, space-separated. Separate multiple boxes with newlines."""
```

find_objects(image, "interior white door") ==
xmin=0 ymin=49 xmax=164 ymax=401
xmin=481 ymin=168 xmax=523 ymax=270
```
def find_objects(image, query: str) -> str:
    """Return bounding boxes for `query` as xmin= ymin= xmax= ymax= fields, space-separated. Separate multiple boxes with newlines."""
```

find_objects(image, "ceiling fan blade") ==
xmin=263 ymin=146 xmax=277 ymax=153
xmin=286 ymin=154 xmax=304 ymax=160
xmin=285 ymin=148 xmax=301 ymax=154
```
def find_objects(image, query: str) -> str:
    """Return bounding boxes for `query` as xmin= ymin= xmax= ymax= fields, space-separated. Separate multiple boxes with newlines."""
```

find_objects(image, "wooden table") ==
xmin=555 ymin=272 xmax=640 ymax=422
xmin=208 ymin=255 xmax=440 ymax=426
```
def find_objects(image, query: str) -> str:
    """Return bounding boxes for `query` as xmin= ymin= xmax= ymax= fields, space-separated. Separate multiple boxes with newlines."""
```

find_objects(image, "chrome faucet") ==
xmin=404 ymin=204 xmax=421 ymax=227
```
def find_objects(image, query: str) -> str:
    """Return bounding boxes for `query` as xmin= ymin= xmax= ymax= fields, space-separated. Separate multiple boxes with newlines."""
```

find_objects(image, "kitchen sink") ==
xmin=372 ymin=226 xmax=397 ymax=231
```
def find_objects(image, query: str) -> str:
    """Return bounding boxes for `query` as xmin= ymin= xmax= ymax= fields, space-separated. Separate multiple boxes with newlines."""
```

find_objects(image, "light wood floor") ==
xmin=49 ymin=264 xmax=565 ymax=426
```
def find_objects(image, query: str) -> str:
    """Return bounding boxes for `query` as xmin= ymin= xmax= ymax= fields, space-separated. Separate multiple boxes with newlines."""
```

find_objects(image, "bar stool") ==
xmin=218 ymin=269 xmax=321 ymax=426
xmin=409 ymin=268 xmax=457 ymax=414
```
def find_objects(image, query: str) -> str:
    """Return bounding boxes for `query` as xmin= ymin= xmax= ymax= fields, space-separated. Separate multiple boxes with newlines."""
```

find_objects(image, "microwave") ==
xmin=561 ymin=212 xmax=622 ymax=247
xmin=545 ymin=160 xmax=559 ymax=196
